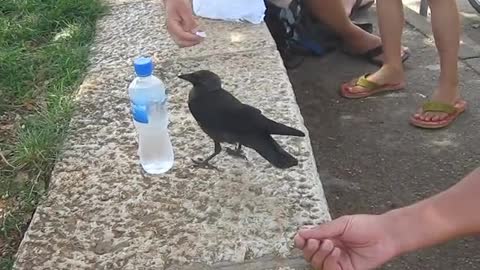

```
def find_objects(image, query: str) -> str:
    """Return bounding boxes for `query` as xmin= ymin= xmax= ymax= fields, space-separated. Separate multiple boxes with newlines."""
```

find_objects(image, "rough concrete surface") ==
xmin=89 ymin=1 xmax=276 ymax=72
xmin=288 ymin=20 xmax=480 ymax=270
xmin=14 ymin=1 xmax=328 ymax=269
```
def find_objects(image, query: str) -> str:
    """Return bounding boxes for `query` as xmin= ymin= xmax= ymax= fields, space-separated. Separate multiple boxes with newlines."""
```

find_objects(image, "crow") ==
xmin=178 ymin=70 xmax=305 ymax=169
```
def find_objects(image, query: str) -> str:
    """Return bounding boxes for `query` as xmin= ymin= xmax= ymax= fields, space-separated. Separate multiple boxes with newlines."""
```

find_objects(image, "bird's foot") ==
xmin=226 ymin=147 xmax=247 ymax=160
xmin=191 ymin=157 xmax=219 ymax=170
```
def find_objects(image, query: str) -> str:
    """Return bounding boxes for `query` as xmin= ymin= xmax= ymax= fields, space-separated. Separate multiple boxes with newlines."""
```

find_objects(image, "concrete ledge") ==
xmin=166 ymin=253 xmax=309 ymax=270
xmin=89 ymin=1 xmax=276 ymax=72
xmin=14 ymin=1 xmax=329 ymax=269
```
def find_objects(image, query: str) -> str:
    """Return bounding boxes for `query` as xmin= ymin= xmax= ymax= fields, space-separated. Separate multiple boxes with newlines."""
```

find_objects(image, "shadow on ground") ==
xmin=286 ymin=24 xmax=480 ymax=269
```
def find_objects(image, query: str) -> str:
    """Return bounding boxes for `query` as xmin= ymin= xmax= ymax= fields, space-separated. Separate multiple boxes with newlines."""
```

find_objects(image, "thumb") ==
xmin=298 ymin=216 xmax=351 ymax=240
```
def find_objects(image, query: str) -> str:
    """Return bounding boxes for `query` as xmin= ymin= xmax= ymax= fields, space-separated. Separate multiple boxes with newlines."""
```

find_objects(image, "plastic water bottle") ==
xmin=128 ymin=56 xmax=174 ymax=174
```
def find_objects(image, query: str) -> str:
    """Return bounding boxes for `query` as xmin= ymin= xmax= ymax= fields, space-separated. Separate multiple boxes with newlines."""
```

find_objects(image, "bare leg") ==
xmin=413 ymin=0 xmax=462 ymax=122
xmin=343 ymin=0 xmax=374 ymax=17
xmin=342 ymin=0 xmax=357 ymax=16
xmin=377 ymin=0 xmax=404 ymax=68
xmin=305 ymin=0 xmax=406 ymax=63
xmin=343 ymin=0 xmax=406 ymax=94
xmin=305 ymin=0 xmax=373 ymax=45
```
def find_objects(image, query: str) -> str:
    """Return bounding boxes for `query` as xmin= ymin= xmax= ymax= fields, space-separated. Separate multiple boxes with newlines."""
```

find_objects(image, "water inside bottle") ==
xmin=135 ymin=99 xmax=174 ymax=174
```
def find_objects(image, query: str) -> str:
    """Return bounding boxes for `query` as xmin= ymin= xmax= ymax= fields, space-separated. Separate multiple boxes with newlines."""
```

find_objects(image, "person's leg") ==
xmin=344 ymin=0 xmax=374 ymax=17
xmin=305 ymin=0 xmax=382 ymax=56
xmin=411 ymin=0 xmax=463 ymax=123
xmin=305 ymin=0 xmax=406 ymax=64
xmin=342 ymin=0 xmax=406 ymax=94
xmin=342 ymin=0 xmax=357 ymax=15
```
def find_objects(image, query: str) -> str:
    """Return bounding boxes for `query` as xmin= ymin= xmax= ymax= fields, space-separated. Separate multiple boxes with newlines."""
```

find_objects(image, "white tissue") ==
xmin=192 ymin=0 xmax=266 ymax=24
xmin=195 ymin=31 xmax=207 ymax=38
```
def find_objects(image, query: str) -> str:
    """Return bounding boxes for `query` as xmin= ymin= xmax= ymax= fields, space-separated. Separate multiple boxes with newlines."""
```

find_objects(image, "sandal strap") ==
xmin=422 ymin=101 xmax=456 ymax=114
xmin=355 ymin=74 xmax=380 ymax=90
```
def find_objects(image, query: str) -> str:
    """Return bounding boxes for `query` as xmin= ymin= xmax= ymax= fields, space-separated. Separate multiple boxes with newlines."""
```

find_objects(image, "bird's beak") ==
xmin=178 ymin=73 xmax=194 ymax=82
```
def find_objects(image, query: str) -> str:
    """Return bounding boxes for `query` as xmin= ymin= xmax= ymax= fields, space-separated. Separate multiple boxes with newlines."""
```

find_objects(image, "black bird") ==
xmin=178 ymin=70 xmax=305 ymax=169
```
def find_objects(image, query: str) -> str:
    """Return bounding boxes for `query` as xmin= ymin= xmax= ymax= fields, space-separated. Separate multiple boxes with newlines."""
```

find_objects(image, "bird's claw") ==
xmin=191 ymin=158 xmax=219 ymax=170
xmin=225 ymin=148 xmax=247 ymax=160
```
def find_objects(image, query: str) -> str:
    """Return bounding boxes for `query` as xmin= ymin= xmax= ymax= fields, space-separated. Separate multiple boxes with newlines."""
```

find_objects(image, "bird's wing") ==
xmin=211 ymin=95 xmax=304 ymax=137
xmin=189 ymin=90 xmax=268 ymax=134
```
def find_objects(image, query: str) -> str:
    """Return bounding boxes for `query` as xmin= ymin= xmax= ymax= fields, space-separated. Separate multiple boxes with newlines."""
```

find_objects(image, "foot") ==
xmin=226 ymin=147 xmax=247 ymax=160
xmin=342 ymin=28 xmax=409 ymax=65
xmin=342 ymin=65 xmax=406 ymax=95
xmin=411 ymin=85 xmax=465 ymax=127
xmin=191 ymin=157 xmax=218 ymax=170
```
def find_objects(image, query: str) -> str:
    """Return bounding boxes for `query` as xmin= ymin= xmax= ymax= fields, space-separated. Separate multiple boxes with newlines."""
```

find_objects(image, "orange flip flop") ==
xmin=340 ymin=74 xmax=405 ymax=99
xmin=410 ymin=100 xmax=467 ymax=129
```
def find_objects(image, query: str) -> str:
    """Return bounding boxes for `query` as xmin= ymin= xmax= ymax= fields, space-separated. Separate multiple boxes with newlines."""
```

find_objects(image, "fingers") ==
xmin=294 ymin=233 xmax=306 ymax=249
xmin=310 ymin=239 xmax=335 ymax=270
xmin=303 ymin=239 xmax=321 ymax=262
xmin=323 ymin=247 xmax=342 ymax=270
xmin=165 ymin=0 xmax=203 ymax=47
xmin=168 ymin=20 xmax=202 ymax=47
xmin=300 ymin=239 xmax=344 ymax=270
xmin=294 ymin=225 xmax=317 ymax=249
xmin=180 ymin=7 xmax=199 ymax=32
xmin=298 ymin=216 xmax=350 ymax=240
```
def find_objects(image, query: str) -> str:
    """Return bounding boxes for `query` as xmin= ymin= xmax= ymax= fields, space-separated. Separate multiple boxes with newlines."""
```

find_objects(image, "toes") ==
xmin=431 ymin=114 xmax=442 ymax=122
xmin=346 ymin=85 xmax=365 ymax=94
xmin=415 ymin=112 xmax=448 ymax=122
xmin=418 ymin=113 xmax=427 ymax=121
xmin=423 ymin=112 xmax=434 ymax=122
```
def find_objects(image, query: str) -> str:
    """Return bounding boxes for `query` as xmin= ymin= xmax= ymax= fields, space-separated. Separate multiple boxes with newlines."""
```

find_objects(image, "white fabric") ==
xmin=192 ymin=0 xmax=266 ymax=24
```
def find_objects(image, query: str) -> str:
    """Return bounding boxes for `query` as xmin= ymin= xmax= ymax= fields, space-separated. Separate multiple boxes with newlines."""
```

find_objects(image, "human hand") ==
xmin=165 ymin=0 xmax=203 ymax=47
xmin=294 ymin=214 xmax=399 ymax=270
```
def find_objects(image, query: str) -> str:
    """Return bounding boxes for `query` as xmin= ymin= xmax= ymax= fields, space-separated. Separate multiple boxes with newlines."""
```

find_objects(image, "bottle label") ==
xmin=131 ymin=102 xmax=149 ymax=124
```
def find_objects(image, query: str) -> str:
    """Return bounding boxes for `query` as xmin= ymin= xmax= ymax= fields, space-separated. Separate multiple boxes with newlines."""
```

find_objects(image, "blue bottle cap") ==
xmin=134 ymin=56 xmax=153 ymax=77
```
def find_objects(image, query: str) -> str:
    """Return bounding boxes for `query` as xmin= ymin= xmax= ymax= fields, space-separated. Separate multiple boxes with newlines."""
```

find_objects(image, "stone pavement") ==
xmin=289 ymin=6 xmax=480 ymax=270
xmin=14 ymin=1 xmax=329 ymax=269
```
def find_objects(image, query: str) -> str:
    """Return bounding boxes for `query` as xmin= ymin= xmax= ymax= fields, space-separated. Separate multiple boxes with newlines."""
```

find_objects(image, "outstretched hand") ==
xmin=294 ymin=214 xmax=399 ymax=270
xmin=165 ymin=0 xmax=203 ymax=47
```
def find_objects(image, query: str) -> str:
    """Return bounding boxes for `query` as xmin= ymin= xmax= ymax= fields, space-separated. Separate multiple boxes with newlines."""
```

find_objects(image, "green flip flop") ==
xmin=340 ymin=74 xmax=405 ymax=99
xmin=410 ymin=100 xmax=467 ymax=129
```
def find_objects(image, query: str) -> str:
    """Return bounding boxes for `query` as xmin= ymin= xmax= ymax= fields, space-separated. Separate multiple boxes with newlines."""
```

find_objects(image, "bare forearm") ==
xmin=384 ymin=167 xmax=480 ymax=256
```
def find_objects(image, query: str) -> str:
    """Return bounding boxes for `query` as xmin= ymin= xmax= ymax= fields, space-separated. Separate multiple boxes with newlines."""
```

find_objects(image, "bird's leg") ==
xmin=192 ymin=141 xmax=221 ymax=169
xmin=226 ymin=144 xmax=247 ymax=160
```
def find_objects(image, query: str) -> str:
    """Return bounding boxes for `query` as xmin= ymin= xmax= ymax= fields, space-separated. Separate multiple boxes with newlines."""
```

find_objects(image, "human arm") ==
xmin=388 ymin=166 xmax=480 ymax=255
xmin=294 ymin=166 xmax=480 ymax=270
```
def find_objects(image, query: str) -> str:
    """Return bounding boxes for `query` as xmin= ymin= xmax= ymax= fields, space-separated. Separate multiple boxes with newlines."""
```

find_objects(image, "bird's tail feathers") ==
xmin=265 ymin=119 xmax=305 ymax=137
xmin=250 ymin=136 xmax=298 ymax=169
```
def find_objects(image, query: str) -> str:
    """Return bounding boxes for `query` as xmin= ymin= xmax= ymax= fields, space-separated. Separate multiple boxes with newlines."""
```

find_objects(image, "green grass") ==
xmin=0 ymin=0 xmax=106 ymax=267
